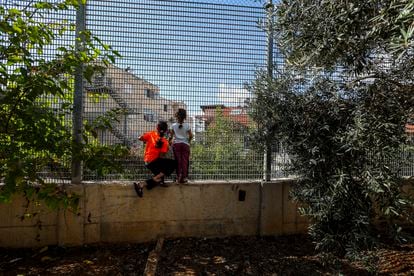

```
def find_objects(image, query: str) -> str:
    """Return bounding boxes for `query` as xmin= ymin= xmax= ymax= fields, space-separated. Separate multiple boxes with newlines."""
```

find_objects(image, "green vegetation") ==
xmin=275 ymin=0 xmax=414 ymax=72
xmin=0 ymin=1 xmax=123 ymax=210
xmin=192 ymin=108 xmax=261 ymax=180
xmin=250 ymin=0 xmax=414 ymax=257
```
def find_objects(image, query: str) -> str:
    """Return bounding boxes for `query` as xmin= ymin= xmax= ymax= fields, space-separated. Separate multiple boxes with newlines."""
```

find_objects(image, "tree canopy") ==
xmin=192 ymin=108 xmax=261 ymax=180
xmin=250 ymin=0 xmax=414 ymax=257
xmin=275 ymin=0 xmax=414 ymax=73
xmin=0 ymin=1 xmax=123 ymax=209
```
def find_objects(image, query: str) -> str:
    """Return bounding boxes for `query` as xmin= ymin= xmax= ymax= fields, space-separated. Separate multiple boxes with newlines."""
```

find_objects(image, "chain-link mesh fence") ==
xmin=4 ymin=0 xmax=414 ymax=182
xmin=83 ymin=0 xmax=272 ymax=181
xmin=2 ymin=0 xmax=77 ymax=182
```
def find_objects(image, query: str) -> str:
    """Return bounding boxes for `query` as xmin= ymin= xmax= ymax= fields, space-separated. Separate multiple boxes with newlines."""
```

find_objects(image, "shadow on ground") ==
xmin=0 ymin=234 xmax=413 ymax=275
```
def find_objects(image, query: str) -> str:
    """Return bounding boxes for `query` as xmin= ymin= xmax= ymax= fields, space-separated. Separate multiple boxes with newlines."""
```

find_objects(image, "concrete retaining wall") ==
xmin=0 ymin=180 xmax=307 ymax=248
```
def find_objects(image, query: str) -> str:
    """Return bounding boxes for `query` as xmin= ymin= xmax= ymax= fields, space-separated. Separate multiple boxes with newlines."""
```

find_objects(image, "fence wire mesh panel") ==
xmin=6 ymin=1 xmax=413 ymax=183
xmin=83 ymin=0 xmax=272 ymax=181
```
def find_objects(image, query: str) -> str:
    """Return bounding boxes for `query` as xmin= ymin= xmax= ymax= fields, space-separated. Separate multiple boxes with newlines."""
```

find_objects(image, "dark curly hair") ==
xmin=155 ymin=120 xmax=168 ymax=148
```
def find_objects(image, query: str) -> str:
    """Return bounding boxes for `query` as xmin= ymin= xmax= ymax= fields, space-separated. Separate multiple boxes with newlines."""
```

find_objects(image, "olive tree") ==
xmin=250 ymin=0 xmax=414 ymax=257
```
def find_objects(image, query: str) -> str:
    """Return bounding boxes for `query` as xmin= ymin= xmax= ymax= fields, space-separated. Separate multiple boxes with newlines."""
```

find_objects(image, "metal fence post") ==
xmin=263 ymin=0 xmax=274 ymax=182
xmin=71 ymin=1 xmax=86 ymax=184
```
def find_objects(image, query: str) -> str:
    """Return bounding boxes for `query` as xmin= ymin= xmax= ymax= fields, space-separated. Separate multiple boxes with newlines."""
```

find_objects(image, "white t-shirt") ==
xmin=171 ymin=122 xmax=191 ymax=145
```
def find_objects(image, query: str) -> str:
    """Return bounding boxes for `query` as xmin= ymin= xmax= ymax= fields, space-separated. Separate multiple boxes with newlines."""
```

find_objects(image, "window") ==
xmin=230 ymin=109 xmax=242 ymax=115
xmin=94 ymin=73 xmax=105 ymax=86
xmin=145 ymin=89 xmax=154 ymax=99
xmin=164 ymin=105 xmax=168 ymax=112
xmin=144 ymin=108 xmax=156 ymax=122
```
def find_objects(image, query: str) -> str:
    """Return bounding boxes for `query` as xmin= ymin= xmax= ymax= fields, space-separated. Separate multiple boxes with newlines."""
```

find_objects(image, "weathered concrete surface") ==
xmin=0 ymin=180 xmax=308 ymax=248
xmin=259 ymin=179 xmax=308 ymax=235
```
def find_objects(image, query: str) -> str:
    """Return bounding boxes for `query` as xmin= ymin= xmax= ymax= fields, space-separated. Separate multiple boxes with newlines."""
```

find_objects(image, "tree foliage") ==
xmin=275 ymin=0 xmax=414 ymax=72
xmin=250 ymin=0 xmax=414 ymax=256
xmin=192 ymin=108 xmax=261 ymax=180
xmin=0 ymin=1 xmax=123 ymax=210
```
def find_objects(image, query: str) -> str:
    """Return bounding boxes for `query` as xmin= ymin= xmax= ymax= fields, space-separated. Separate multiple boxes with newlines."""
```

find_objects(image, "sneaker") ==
xmin=133 ymin=182 xmax=143 ymax=197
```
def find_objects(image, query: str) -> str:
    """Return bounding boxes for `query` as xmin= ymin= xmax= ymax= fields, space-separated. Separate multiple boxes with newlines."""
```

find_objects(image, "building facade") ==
xmin=84 ymin=64 xmax=186 ymax=146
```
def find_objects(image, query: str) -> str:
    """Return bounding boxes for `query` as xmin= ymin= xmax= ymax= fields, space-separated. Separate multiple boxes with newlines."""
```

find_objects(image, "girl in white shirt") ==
xmin=169 ymin=108 xmax=193 ymax=183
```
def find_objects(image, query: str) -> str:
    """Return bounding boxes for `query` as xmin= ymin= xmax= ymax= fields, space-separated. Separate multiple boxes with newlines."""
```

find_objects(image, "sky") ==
xmin=86 ymin=0 xmax=270 ymax=116
xmin=2 ymin=0 xmax=274 ymax=116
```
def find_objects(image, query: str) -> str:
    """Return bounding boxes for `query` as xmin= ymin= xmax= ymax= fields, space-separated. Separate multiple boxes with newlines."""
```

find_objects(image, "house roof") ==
xmin=406 ymin=124 xmax=414 ymax=134
xmin=200 ymin=105 xmax=250 ymax=127
xmin=200 ymin=104 xmax=225 ymax=111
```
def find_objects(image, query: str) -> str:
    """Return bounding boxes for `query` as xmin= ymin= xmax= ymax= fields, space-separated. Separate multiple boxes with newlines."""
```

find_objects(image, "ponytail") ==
xmin=155 ymin=138 xmax=164 ymax=148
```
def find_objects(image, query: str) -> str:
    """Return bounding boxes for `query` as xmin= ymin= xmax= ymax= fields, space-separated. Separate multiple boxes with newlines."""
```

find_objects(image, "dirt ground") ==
xmin=0 ymin=234 xmax=413 ymax=275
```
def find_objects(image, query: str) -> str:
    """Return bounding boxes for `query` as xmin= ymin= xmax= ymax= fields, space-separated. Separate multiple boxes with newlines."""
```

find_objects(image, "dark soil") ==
xmin=0 ymin=234 xmax=413 ymax=275
xmin=0 ymin=242 xmax=152 ymax=275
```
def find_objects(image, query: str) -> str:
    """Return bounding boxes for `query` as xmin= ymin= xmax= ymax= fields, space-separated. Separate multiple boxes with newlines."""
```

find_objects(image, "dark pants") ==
xmin=173 ymin=143 xmax=190 ymax=181
xmin=145 ymin=158 xmax=176 ymax=189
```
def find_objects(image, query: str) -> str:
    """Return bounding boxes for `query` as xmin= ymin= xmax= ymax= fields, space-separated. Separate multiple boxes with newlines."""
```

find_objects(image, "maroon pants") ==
xmin=172 ymin=143 xmax=190 ymax=180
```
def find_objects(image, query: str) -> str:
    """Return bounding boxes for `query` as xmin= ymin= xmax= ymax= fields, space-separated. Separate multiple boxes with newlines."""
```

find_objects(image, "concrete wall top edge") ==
xmin=81 ymin=178 xmax=297 ymax=186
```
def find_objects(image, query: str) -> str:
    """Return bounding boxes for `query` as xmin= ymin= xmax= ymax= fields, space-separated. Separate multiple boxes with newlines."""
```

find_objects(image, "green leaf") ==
xmin=12 ymin=24 xmax=22 ymax=34
xmin=8 ymin=8 xmax=21 ymax=16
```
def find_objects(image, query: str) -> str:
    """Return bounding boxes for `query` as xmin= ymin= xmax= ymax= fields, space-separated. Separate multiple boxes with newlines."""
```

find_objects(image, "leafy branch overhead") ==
xmin=0 ymin=1 xmax=122 ymax=209
xmin=275 ymin=0 xmax=414 ymax=72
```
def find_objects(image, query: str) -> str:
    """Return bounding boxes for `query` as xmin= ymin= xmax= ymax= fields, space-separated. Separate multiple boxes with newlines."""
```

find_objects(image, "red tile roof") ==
xmin=406 ymin=124 xmax=414 ymax=134
xmin=200 ymin=105 xmax=251 ymax=127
